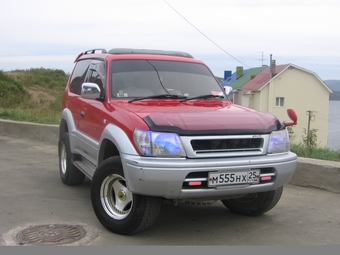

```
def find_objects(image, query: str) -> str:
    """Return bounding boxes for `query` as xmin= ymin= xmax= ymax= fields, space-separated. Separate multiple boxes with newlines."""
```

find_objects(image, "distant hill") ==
xmin=324 ymin=80 xmax=340 ymax=101
xmin=324 ymin=80 xmax=340 ymax=92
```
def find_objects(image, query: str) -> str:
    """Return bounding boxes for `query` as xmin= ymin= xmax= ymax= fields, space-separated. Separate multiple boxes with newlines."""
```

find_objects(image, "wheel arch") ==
xmin=98 ymin=124 xmax=139 ymax=166
xmin=59 ymin=119 xmax=69 ymax=141
xmin=98 ymin=139 xmax=120 ymax=165
xmin=58 ymin=109 xmax=76 ymax=149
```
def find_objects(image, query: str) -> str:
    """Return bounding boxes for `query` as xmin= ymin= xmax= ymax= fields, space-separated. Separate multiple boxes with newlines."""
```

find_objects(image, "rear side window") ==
xmin=69 ymin=59 xmax=92 ymax=95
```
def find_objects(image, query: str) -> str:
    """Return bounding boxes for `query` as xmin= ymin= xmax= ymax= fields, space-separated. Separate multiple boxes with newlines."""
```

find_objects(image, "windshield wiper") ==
xmin=180 ymin=94 xmax=225 ymax=102
xmin=128 ymin=94 xmax=187 ymax=103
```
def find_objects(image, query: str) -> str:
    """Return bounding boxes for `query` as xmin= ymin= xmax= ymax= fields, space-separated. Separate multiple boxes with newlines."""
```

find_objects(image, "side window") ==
xmin=69 ymin=59 xmax=92 ymax=95
xmin=88 ymin=70 xmax=103 ymax=87
xmin=85 ymin=61 xmax=106 ymax=99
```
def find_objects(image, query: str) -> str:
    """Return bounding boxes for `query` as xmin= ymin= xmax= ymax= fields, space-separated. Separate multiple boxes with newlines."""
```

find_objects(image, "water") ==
xmin=327 ymin=101 xmax=340 ymax=151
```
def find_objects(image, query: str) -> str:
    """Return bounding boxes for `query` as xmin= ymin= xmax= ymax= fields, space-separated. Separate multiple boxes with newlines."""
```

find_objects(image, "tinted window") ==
xmin=110 ymin=60 xmax=224 ymax=98
xmin=69 ymin=59 xmax=91 ymax=95
xmin=88 ymin=70 xmax=103 ymax=88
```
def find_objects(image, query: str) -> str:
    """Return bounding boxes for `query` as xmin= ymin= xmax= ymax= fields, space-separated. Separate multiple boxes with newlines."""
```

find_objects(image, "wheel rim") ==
xmin=100 ymin=174 xmax=133 ymax=220
xmin=60 ymin=142 xmax=67 ymax=175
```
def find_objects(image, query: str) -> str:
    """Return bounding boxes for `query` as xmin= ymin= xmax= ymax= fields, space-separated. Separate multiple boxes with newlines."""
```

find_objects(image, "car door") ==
xmin=79 ymin=60 xmax=107 ymax=142
xmin=74 ymin=60 xmax=107 ymax=163
xmin=67 ymin=58 xmax=92 ymax=139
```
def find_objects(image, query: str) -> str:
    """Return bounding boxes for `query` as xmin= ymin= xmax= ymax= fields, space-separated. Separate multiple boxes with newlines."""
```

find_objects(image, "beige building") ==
xmin=225 ymin=63 xmax=332 ymax=147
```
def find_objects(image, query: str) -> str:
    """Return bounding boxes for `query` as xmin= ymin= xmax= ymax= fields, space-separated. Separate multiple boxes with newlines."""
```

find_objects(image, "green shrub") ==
xmin=0 ymin=70 xmax=29 ymax=107
xmin=291 ymin=143 xmax=340 ymax=162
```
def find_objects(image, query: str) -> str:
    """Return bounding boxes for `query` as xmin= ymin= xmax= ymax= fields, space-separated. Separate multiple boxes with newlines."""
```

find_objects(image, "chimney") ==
xmin=236 ymin=66 xmax=243 ymax=79
xmin=270 ymin=54 xmax=276 ymax=78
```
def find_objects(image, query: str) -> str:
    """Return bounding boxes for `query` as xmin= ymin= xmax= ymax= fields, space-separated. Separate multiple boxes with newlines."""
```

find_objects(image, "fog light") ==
xmin=261 ymin=176 xmax=272 ymax=181
xmin=189 ymin=181 xmax=202 ymax=186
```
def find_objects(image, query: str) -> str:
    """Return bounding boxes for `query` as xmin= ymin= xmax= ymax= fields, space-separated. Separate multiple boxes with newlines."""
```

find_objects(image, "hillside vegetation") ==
xmin=0 ymin=68 xmax=68 ymax=124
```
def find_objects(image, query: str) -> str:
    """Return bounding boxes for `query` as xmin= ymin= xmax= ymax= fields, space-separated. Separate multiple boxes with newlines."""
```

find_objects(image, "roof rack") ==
xmin=74 ymin=48 xmax=108 ymax=62
xmin=108 ymin=48 xmax=194 ymax=58
xmin=84 ymin=48 xmax=107 ymax=54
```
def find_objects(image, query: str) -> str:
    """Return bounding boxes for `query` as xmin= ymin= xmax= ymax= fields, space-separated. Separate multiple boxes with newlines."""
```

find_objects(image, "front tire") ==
xmin=58 ymin=133 xmax=85 ymax=185
xmin=91 ymin=156 xmax=162 ymax=235
xmin=221 ymin=186 xmax=283 ymax=216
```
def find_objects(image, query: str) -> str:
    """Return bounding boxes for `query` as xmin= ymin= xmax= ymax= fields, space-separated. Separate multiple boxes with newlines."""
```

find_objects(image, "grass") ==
xmin=290 ymin=144 xmax=340 ymax=162
xmin=0 ymin=68 xmax=67 ymax=124
xmin=0 ymin=107 xmax=61 ymax=125
xmin=1 ymin=68 xmax=339 ymax=161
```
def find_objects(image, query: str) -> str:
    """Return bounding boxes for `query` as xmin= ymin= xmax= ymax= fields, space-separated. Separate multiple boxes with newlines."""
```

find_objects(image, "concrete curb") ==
xmin=290 ymin=157 xmax=340 ymax=193
xmin=1 ymin=119 xmax=339 ymax=193
xmin=0 ymin=119 xmax=59 ymax=144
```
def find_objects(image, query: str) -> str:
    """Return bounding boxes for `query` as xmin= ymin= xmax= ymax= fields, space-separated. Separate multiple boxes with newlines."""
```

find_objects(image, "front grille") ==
xmin=181 ymin=135 xmax=269 ymax=158
xmin=182 ymin=168 xmax=276 ymax=190
xmin=191 ymin=138 xmax=262 ymax=151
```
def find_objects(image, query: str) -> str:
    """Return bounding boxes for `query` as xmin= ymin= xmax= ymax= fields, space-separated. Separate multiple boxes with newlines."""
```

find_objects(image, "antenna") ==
xmin=257 ymin=51 xmax=266 ymax=66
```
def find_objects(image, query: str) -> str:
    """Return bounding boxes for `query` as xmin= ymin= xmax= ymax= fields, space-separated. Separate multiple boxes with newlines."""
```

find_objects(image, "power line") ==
xmin=163 ymin=0 xmax=250 ymax=68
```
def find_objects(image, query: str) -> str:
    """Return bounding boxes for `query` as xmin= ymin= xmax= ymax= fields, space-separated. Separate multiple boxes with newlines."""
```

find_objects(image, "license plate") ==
xmin=208 ymin=170 xmax=260 ymax=187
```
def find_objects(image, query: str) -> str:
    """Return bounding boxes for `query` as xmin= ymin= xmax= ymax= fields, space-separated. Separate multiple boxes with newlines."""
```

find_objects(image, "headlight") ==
xmin=133 ymin=129 xmax=186 ymax=157
xmin=267 ymin=129 xmax=290 ymax=154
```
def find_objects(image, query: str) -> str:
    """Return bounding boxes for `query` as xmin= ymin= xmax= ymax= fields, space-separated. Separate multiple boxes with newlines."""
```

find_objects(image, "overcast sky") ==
xmin=1 ymin=0 xmax=339 ymax=80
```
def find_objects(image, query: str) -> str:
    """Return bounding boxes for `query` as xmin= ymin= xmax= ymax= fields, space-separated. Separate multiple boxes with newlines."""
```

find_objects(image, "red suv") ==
xmin=58 ymin=48 xmax=298 ymax=235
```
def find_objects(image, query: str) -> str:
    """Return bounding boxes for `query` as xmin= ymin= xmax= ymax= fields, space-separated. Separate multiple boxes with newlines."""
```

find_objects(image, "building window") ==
xmin=276 ymin=97 xmax=285 ymax=107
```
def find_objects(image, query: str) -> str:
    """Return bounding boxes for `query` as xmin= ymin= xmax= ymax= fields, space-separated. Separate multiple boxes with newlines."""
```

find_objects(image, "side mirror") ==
xmin=81 ymin=83 xmax=101 ymax=100
xmin=224 ymin=86 xmax=233 ymax=95
xmin=284 ymin=108 xmax=298 ymax=127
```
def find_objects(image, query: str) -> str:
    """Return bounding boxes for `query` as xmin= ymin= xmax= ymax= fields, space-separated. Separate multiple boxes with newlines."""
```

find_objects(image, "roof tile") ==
xmin=240 ymin=64 xmax=290 ymax=93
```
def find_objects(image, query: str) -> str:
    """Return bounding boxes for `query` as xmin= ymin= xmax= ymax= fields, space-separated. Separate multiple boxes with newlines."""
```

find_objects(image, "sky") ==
xmin=1 ymin=0 xmax=339 ymax=81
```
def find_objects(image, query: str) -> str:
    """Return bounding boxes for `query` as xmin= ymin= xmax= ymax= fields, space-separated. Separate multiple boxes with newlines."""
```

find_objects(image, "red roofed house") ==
xmin=224 ymin=61 xmax=332 ymax=147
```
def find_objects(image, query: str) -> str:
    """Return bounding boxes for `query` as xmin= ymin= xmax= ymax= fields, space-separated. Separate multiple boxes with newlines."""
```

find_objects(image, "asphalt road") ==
xmin=1 ymin=135 xmax=340 ymax=246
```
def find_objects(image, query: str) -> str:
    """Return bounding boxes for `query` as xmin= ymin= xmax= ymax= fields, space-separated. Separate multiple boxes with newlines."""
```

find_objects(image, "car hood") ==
xmin=115 ymin=101 xmax=280 ymax=135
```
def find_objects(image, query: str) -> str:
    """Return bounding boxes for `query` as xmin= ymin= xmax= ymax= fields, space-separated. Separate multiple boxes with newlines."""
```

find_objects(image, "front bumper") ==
xmin=121 ymin=152 xmax=297 ymax=199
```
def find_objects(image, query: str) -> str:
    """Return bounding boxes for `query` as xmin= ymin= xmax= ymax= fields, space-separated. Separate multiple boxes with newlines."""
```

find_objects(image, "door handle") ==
xmin=80 ymin=111 xmax=85 ymax=118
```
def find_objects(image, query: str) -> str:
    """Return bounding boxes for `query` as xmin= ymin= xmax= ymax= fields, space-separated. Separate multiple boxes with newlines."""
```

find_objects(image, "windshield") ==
xmin=110 ymin=60 xmax=226 ymax=100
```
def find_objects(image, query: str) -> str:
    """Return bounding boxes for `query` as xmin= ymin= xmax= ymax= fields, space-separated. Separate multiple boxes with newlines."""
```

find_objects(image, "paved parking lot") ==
xmin=1 ymin=135 xmax=340 ymax=246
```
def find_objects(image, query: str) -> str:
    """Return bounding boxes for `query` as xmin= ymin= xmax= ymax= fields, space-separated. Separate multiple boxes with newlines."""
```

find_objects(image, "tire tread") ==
xmin=59 ymin=133 xmax=85 ymax=185
xmin=91 ymin=156 xmax=162 ymax=235
xmin=221 ymin=186 xmax=283 ymax=216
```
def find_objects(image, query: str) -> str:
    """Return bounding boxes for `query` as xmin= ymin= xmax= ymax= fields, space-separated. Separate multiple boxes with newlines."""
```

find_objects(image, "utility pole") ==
xmin=306 ymin=110 xmax=316 ymax=147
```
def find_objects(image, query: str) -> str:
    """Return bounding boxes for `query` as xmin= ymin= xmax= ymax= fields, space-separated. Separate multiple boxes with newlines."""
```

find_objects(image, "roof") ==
xmin=75 ymin=48 xmax=194 ymax=62
xmin=227 ymin=64 xmax=332 ymax=94
xmin=240 ymin=64 xmax=289 ymax=93
xmin=108 ymin=48 xmax=194 ymax=58
xmin=224 ymin=66 xmax=267 ymax=90
xmin=221 ymin=69 xmax=248 ymax=87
